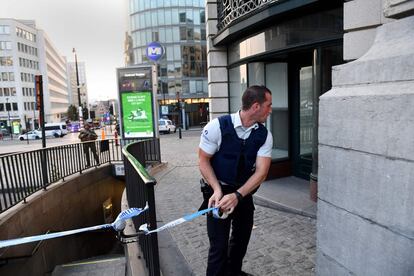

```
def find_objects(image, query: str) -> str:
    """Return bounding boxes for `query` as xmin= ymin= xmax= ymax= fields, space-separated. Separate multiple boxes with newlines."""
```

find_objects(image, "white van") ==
xmin=43 ymin=123 xmax=68 ymax=138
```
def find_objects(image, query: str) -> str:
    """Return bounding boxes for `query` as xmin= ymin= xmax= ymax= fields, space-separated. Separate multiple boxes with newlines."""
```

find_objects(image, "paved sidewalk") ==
xmin=154 ymin=131 xmax=316 ymax=276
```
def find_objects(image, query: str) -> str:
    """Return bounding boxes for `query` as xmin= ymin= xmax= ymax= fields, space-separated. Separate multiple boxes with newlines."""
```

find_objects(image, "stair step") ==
xmin=52 ymin=255 xmax=126 ymax=276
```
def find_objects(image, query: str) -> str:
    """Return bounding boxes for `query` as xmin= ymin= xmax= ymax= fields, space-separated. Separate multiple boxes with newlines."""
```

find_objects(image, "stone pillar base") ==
xmin=310 ymin=173 xmax=318 ymax=202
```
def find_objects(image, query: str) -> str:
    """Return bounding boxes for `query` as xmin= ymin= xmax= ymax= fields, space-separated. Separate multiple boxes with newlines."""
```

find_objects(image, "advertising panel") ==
xmin=121 ymin=91 xmax=154 ymax=138
xmin=117 ymin=66 xmax=154 ymax=139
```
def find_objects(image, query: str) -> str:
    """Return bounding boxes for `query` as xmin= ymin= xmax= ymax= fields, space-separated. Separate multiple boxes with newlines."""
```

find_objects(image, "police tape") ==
xmin=139 ymin=206 xmax=231 ymax=234
xmin=0 ymin=203 xmax=149 ymax=249
xmin=0 ymin=204 xmax=231 ymax=248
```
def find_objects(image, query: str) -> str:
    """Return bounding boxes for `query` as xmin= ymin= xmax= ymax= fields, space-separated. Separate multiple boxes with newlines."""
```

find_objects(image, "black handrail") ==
xmin=122 ymin=140 xmax=160 ymax=276
xmin=0 ymin=138 xmax=160 ymax=214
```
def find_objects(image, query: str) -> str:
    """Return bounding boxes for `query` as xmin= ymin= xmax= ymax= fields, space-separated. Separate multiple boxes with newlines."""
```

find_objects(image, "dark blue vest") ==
xmin=211 ymin=115 xmax=268 ymax=187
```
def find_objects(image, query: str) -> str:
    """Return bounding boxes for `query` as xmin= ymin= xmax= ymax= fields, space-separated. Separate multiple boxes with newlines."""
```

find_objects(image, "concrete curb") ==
xmin=253 ymin=194 xmax=317 ymax=219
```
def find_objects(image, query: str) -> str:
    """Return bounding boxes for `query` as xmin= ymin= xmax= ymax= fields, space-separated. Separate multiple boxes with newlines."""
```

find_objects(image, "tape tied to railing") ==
xmin=139 ymin=206 xmax=231 ymax=234
xmin=0 ymin=203 xmax=231 ymax=248
xmin=0 ymin=203 xmax=149 ymax=249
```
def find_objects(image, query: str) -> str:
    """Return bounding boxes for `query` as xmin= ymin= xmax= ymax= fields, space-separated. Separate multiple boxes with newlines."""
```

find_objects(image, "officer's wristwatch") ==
xmin=234 ymin=191 xmax=243 ymax=202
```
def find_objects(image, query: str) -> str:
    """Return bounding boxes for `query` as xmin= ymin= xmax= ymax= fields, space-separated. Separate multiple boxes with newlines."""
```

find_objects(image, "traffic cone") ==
xmin=101 ymin=127 xmax=105 ymax=140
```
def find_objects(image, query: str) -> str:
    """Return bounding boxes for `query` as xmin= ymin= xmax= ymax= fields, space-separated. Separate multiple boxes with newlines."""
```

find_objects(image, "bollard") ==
xmin=178 ymin=127 xmax=182 ymax=139
xmin=101 ymin=127 xmax=106 ymax=140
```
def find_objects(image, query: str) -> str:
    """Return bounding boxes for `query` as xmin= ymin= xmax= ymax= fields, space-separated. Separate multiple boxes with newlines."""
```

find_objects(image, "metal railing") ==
xmin=0 ymin=138 xmax=160 ymax=214
xmin=217 ymin=0 xmax=280 ymax=31
xmin=122 ymin=140 xmax=160 ymax=276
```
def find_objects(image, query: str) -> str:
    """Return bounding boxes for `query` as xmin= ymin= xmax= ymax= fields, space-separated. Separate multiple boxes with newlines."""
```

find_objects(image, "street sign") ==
xmin=146 ymin=42 xmax=164 ymax=62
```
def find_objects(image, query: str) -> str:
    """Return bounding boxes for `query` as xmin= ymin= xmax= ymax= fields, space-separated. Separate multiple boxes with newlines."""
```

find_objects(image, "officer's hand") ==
xmin=208 ymin=190 xmax=223 ymax=208
xmin=217 ymin=193 xmax=238 ymax=214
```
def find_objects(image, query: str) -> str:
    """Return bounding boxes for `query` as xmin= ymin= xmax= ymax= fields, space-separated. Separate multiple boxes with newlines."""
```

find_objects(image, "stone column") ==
xmin=206 ymin=0 xmax=229 ymax=120
xmin=316 ymin=1 xmax=414 ymax=275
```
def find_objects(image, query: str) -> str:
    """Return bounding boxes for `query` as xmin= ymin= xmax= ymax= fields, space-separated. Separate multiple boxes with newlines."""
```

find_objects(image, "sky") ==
xmin=1 ymin=0 xmax=128 ymax=102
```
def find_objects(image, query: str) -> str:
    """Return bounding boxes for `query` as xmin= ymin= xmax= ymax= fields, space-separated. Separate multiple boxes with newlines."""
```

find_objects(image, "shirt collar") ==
xmin=234 ymin=111 xmax=259 ymax=130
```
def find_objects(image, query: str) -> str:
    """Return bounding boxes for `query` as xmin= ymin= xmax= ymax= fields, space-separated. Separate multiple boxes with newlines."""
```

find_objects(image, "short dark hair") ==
xmin=241 ymin=85 xmax=272 ymax=111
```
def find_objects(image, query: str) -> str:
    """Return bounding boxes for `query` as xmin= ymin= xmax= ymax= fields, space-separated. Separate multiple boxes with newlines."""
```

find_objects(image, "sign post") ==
xmin=35 ymin=75 xmax=46 ymax=148
xmin=146 ymin=42 xmax=165 ymax=139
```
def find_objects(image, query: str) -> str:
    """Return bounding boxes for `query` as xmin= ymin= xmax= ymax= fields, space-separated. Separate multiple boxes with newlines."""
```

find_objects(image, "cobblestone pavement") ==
xmin=154 ymin=131 xmax=316 ymax=276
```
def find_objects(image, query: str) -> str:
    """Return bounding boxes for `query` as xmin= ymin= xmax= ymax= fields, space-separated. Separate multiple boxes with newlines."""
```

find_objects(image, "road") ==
xmin=0 ymin=126 xmax=116 ymax=155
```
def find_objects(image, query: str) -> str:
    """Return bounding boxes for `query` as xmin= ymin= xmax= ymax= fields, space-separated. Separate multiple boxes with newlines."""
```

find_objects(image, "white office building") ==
xmin=0 ymin=19 xmax=69 ymax=132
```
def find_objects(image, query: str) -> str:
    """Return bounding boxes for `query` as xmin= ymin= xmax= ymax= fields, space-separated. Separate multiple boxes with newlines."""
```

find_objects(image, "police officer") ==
xmin=199 ymin=85 xmax=273 ymax=276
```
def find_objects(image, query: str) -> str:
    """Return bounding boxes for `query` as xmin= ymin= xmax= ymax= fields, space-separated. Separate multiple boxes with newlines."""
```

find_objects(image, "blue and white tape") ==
xmin=139 ymin=206 xmax=230 ymax=234
xmin=0 ymin=203 xmax=149 ymax=249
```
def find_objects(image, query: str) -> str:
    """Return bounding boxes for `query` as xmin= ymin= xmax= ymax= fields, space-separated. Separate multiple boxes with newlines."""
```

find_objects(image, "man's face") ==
xmin=255 ymin=92 xmax=272 ymax=123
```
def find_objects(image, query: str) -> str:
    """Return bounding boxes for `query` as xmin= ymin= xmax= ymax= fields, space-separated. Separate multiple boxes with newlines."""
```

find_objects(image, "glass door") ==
xmin=290 ymin=51 xmax=314 ymax=179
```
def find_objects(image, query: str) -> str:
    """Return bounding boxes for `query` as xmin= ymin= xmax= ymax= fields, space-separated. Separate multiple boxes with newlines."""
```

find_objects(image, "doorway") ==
xmin=289 ymin=46 xmax=343 ymax=180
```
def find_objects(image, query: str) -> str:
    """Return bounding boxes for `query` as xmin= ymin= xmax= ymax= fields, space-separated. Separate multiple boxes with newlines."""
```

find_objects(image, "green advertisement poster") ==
xmin=12 ymin=121 xmax=20 ymax=134
xmin=121 ymin=91 xmax=154 ymax=138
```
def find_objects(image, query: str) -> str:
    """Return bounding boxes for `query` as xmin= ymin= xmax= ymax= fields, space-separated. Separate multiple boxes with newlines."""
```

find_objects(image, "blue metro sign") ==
xmin=146 ymin=42 xmax=164 ymax=62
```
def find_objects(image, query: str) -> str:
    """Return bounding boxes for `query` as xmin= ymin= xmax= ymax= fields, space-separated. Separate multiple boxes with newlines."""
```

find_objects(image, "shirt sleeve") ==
xmin=199 ymin=118 xmax=221 ymax=155
xmin=257 ymin=131 xmax=273 ymax=158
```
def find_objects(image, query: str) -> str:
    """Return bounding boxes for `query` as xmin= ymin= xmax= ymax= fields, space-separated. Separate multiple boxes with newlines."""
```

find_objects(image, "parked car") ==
xmin=40 ymin=123 xmax=68 ymax=138
xmin=18 ymin=130 xmax=42 ymax=140
xmin=158 ymin=119 xmax=176 ymax=134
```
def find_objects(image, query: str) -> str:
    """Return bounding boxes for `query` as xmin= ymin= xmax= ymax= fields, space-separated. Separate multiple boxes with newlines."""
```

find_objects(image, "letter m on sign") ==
xmin=148 ymin=47 xmax=161 ymax=56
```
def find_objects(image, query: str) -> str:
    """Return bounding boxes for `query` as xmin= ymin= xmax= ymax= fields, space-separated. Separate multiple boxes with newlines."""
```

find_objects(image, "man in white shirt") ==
xmin=199 ymin=85 xmax=273 ymax=276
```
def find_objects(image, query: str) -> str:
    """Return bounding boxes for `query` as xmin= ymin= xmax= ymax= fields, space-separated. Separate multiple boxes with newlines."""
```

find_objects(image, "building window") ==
xmin=12 ymin=102 xmax=18 ymax=111
xmin=179 ymin=12 xmax=186 ymax=23
xmin=229 ymin=65 xmax=247 ymax=113
xmin=0 ymin=56 xmax=13 ymax=66
xmin=180 ymin=26 xmax=186 ymax=40
xmin=152 ymin=31 xmax=159 ymax=41
xmin=1 ymin=72 xmax=9 ymax=81
xmin=0 ymin=25 xmax=10 ymax=34
xmin=0 ymin=41 xmax=12 ymax=50
xmin=0 ymin=103 xmax=4 ymax=112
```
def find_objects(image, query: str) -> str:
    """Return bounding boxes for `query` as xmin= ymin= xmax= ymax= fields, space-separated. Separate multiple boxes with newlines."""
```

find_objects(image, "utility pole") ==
xmin=73 ymin=48 xmax=83 ymax=129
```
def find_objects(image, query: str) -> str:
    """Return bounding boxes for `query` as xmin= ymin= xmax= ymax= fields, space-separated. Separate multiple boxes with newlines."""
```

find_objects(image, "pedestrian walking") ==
xmin=78 ymin=123 xmax=99 ymax=167
xmin=198 ymin=85 xmax=273 ymax=276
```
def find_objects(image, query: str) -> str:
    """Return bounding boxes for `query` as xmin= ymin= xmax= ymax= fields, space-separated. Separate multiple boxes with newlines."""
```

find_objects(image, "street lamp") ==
xmin=72 ymin=48 xmax=83 ymax=129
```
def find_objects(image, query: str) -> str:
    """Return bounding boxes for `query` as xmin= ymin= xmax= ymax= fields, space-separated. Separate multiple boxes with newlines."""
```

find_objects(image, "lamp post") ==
xmin=5 ymin=97 xmax=12 ymax=139
xmin=72 ymin=48 xmax=83 ymax=129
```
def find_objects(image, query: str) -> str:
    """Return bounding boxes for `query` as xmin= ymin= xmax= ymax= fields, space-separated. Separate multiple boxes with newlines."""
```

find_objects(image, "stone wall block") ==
xmin=344 ymin=0 xmax=382 ymax=30
xmin=208 ymin=67 xmax=228 ymax=83
xmin=316 ymin=250 xmax=353 ymax=276
xmin=343 ymin=29 xmax=377 ymax=60
xmin=206 ymin=3 xmax=218 ymax=19
xmin=209 ymin=98 xmax=229 ymax=114
xmin=206 ymin=20 xmax=218 ymax=36
xmin=208 ymin=82 xmax=228 ymax=98
xmin=207 ymin=51 xmax=227 ymax=68
xmin=318 ymin=145 xmax=414 ymax=237
xmin=335 ymin=15 xmax=414 ymax=84
xmin=317 ymin=200 xmax=414 ymax=275
xmin=319 ymin=84 xmax=414 ymax=160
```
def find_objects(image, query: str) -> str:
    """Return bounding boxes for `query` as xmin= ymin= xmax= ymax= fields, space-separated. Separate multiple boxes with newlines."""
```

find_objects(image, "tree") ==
xmin=67 ymin=105 xmax=79 ymax=121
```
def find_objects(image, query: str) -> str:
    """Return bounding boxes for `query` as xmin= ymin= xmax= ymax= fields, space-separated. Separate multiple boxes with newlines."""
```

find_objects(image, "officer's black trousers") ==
xmin=206 ymin=195 xmax=254 ymax=276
